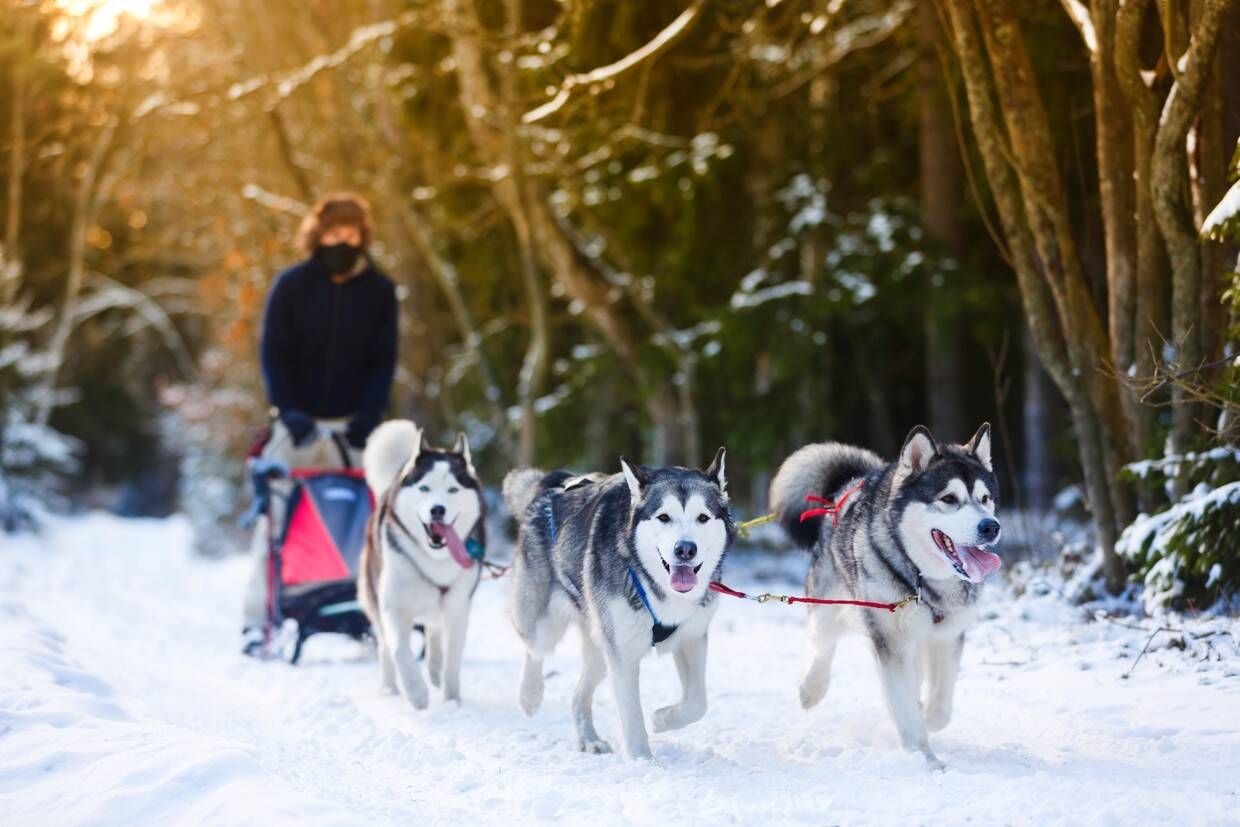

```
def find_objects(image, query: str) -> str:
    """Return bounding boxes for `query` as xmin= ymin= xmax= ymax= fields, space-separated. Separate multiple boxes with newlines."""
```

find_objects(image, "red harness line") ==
xmin=799 ymin=480 xmax=865 ymax=526
xmin=708 ymin=580 xmax=915 ymax=612
xmin=708 ymin=481 xmax=916 ymax=614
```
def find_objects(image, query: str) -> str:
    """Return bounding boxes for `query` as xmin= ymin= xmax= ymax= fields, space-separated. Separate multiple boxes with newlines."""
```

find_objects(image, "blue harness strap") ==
xmin=542 ymin=495 xmax=558 ymax=543
xmin=628 ymin=568 xmax=677 ymax=646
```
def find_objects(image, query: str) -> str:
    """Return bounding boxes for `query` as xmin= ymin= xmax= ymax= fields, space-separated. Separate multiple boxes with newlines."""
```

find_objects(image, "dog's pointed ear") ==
xmin=899 ymin=425 xmax=937 ymax=476
xmin=417 ymin=429 xmax=430 ymax=455
xmin=966 ymin=422 xmax=993 ymax=472
xmin=452 ymin=431 xmax=474 ymax=470
xmin=704 ymin=446 xmax=727 ymax=495
xmin=619 ymin=456 xmax=647 ymax=500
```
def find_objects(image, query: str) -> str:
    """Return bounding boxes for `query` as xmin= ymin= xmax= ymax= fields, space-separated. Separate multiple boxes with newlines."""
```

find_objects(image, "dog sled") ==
xmin=247 ymin=434 xmax=374 ymax=663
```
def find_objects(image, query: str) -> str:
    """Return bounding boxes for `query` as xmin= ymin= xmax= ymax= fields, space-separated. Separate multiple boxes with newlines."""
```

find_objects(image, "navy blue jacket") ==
xmin=259 ymin=257 xmax=398 ymax=425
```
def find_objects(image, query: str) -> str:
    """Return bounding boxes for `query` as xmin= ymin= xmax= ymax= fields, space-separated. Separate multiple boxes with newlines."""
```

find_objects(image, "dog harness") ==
xmin=627 ymin=568 xmax=678 ymax=646
xmin=540 ymin=485 xmax=674 ymax=647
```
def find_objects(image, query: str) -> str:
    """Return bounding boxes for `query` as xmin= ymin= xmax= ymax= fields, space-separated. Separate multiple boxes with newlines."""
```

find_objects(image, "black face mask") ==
xmin=316 ymin=242 xmax=362 ymax=275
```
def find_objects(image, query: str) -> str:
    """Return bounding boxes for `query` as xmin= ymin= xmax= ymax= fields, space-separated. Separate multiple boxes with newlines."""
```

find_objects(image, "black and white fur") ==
xmin=359 ymin=420 xmax=484 ymax=709
xmin=770 ymin=424 xmax=1001 ymax=768
xmin=503 ymin=449 xmax=734 ymax=759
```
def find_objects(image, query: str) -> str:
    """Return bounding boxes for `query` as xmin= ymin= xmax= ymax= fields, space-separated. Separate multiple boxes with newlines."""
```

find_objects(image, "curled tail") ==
xmin=768 ymin=443 xmax=883 ymax=549
xmin=502 ymin=468 xmax=548 ymax=519
xmin=363 ymin=420 xmax=419 ymax=497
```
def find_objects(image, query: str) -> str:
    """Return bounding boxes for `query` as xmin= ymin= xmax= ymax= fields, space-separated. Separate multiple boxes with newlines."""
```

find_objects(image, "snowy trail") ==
xmin=2 ymin=514 xmax=1238 ymax=826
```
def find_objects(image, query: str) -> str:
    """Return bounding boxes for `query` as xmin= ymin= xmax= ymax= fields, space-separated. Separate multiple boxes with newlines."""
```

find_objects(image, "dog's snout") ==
xmin=430 ymin=504 xmax=446 ymax=522
xmin=673 ymin=540 xmax=697 ymax=562
xmin=977 ymin=518 xmax=1000 ymax=543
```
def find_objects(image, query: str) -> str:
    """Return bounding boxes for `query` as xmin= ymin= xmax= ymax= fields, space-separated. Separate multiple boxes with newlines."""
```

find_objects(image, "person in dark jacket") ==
xmin=260 ymin=192 xmax=398 ymax=455
xmin=242 ymin=192 xmax=399 ymax=646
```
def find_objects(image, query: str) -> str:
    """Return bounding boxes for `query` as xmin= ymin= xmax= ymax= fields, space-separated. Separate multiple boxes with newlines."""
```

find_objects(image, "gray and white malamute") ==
xmin=503 ymin=449 xmax=734 ymax=760
xmin=770 ymin=424 xmax=1001 ymax=768
xmin=359 ymin=420 xmax=484 ymax=709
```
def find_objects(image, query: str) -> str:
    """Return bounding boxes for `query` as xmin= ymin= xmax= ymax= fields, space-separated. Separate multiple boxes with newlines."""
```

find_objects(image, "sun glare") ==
xmin=59 ymin=0 xmax=161 ymax=41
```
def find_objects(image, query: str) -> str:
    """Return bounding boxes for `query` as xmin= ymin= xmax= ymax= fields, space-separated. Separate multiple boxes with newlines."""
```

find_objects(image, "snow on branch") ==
xmin=523 ymin=0 xmax=707 ymax=124
xmin=72 ymin=274 xmax=196 ymax=377
xmin=1201 ymin=178 xmax=1240 ymax=241
xmin=226 ymin=11 xmax=421 ymax=107
xmin=1058 ymin=0 xmax=1097 ymax=54
xmin=241 ymin=184 xmax=308 ymax=216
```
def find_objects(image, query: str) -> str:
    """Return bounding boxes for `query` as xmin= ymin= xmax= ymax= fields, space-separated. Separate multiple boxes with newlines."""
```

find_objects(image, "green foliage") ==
xmin=1118 ymin=450 xmax=1240 ymax=612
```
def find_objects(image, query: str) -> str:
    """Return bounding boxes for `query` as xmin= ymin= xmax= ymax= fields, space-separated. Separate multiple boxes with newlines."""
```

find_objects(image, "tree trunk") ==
xmin=1089 ymin=0 xmax=1141 ymax=461
xmin=918 ymin=0 xmax=967 ymax=440
xmin=940 ymin=0 xmax=1126 ymax=590
xmin=1150 ymin=0 xmax=1234 ymax=462
xmin=1114 ymin=0 xmax=1165 ymax=458
xmin=37 ymin=118 xmax=119 ymax=426
xmin=4 ymin=12 xmax=31 ymax=287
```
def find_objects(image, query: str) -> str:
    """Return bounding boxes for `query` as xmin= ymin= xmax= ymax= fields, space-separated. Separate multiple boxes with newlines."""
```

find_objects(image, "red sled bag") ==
xmin=251 ymin=463 xmax=374 ymax=663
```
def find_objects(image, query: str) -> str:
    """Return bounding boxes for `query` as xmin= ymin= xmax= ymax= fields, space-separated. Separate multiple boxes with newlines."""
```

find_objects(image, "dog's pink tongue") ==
xmin=670 ymin=564 xmax=697 ymax=593
xmin=961 ymin=546 xmax=1002 ymax=582
xmin=435 ymin=522 xmax=473 ymax=569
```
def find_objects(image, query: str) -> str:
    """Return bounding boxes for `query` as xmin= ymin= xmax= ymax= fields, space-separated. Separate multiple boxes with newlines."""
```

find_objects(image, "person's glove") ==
xmin=345 ymin=413 xmax=379 ymax=449
xmin=279 ymin=410 xmax=317 ymax=447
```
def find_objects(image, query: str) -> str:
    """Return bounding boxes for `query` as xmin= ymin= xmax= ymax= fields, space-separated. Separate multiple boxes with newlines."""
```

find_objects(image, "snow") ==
xmin=1201 ymin=178 xmax=1240 ymax=240
xmin=3 ymin=513 xmax=1239 ymax=825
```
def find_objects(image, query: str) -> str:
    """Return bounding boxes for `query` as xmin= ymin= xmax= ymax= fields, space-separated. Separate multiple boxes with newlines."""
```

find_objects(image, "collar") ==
xmin=628 ymin=567 xmax=677 ymax=646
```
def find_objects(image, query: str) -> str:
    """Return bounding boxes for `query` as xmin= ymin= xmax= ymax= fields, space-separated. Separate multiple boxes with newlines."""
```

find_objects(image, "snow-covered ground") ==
xmin=2 ymin=514 xmax=1238 ymax=826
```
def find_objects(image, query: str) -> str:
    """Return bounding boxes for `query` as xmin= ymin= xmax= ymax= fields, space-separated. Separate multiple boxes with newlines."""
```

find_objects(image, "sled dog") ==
xmin=770 ymin=424 xmax=1002 ymax=768
xmin=503 ymin=449 xmax=734 ymax=759
xmin=359 ymin=421 xmax=484 ymax=709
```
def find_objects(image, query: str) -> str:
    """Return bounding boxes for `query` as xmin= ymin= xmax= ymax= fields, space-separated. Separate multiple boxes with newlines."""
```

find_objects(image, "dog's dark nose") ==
xmin=430 ymin=504 xmax=446 ymax=522
xmin=674 ymin=540 xmax=697 ymax=562
xmin=977 ymin=518 xmax=1000 ymax=543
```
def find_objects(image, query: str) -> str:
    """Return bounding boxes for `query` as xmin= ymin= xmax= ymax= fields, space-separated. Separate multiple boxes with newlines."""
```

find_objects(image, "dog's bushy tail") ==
xmin=363 ymin=419 xmax=419 ymax=497
xmin=769 ymin=443 xmax=883 ymax=549
xmin=502 ymin=468 xmax=547 ymax=519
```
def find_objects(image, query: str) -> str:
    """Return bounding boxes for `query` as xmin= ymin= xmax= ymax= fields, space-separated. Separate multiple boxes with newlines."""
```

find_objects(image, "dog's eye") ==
xmin=980 ymin=494 xmax=990 ymax=504
xmin=419 ymin=485 xmax=430 ymax=493
xmin=657 ymin=514 xmax=671 ymax=523
xmin=448 ymin=487 xmax=459 ymax=494
xmin=696 ymin=514 xmax=711 ymax=524
xmin=940 ymin=494 xmax=958 ymax=506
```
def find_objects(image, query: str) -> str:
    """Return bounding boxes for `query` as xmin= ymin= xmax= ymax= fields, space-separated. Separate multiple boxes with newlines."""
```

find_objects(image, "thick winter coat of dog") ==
xmin=503 ymin=449 xmax=734 ymax=760
xmin=769 ymin=424 xmax=1002 ymax=768
xmin=358 ymin=421 xmax=484 ymax=709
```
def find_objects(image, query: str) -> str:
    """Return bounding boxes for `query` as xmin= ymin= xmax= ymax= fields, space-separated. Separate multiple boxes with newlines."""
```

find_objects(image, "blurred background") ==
xmin=1 ymin=0 xmax=1236 ymax=609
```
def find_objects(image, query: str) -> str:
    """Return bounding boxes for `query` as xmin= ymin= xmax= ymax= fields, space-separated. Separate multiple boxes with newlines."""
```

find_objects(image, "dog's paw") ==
xmin=578 ymin=737 xmax=613 ymax=755
xmin=652 ymin=703 xmax=704 ymax=733
xmin=924 ymin=753 xmax=947 ymax=772
xmin=403 ymin=684 xmax=429 ymax=710
xmin=798 ymin=678 xmax=828 ymax=710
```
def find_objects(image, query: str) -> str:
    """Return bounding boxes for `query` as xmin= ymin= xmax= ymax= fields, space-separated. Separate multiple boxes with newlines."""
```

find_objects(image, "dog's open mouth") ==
xmin=421 ymin=519 xmax=474 ymax=569
xmin=931 ymin=528 xmax=1001 ymax=583
xmin=660 ymin=558 xmax=703 ymax=593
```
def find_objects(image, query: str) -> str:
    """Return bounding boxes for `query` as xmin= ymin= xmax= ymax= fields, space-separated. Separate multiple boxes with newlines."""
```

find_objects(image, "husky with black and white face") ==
xmin=358 ymin=420 xmax=485 ymax=710
xmin=769 ymin=423 xmax=1001 ymax=769
xmin=502 ymin=449 xmax=734 ymax=760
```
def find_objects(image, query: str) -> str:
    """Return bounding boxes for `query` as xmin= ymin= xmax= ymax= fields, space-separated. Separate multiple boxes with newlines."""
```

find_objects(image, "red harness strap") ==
xmin=799 ymin=480 xmax=865 ymax=526
xmin=708 ymin=580 xmax=917 ymax=613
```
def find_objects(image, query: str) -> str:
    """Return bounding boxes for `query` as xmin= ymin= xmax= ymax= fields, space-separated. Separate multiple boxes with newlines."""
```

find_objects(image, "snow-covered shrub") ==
xmin=0 ymin=247 xmax=80 ymax=532
xmin=158 ymin=349 xmax=262 ymax=556
xmin=1118 ymin=448 xmax=1240 ymax=613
